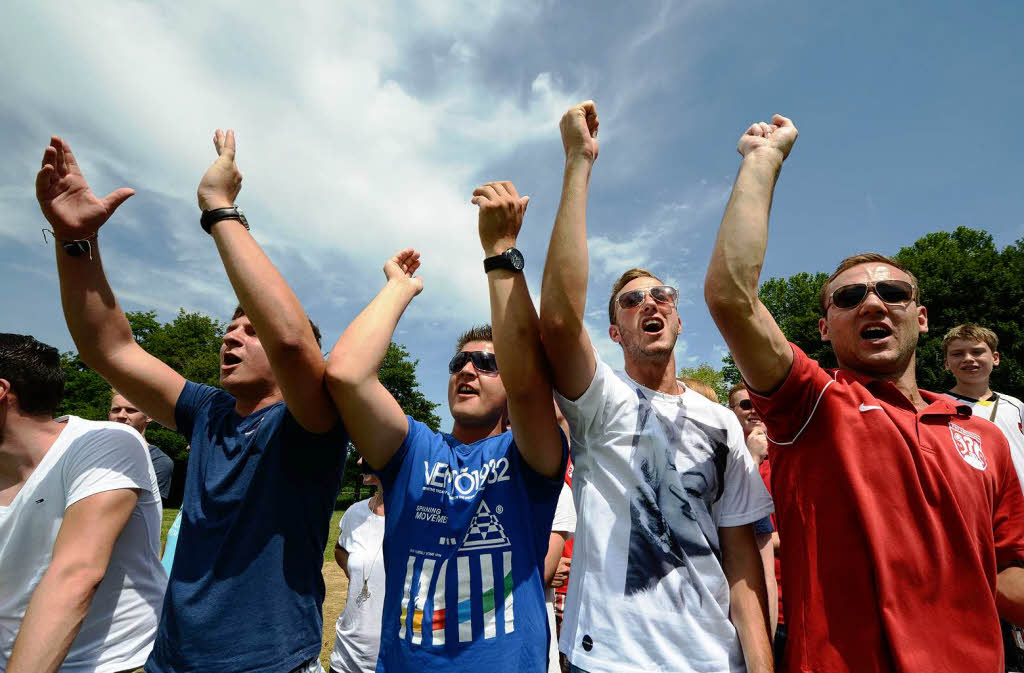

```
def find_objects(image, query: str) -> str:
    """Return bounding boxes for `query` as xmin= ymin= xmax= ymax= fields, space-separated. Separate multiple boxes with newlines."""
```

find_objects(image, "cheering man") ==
xmin=540 ymin=101 xmax=774 ymax=673
xmin=704 ymin=113 xmax=1024 ymax=672
xmin=38 ymin=132 xmax=347 ymax=673
xmin=326 ymin=182 xmax=566 ymax=671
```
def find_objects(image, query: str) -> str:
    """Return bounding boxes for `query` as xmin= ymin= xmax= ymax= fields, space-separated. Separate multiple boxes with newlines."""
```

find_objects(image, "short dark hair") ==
xmin=455 ymin=325 xmax=493 ymax=354
xmin=819 ymin=253 xmax=919 ymax=314
xmin=0 ymin=333 xmax=65 ymax=416
xmin=231 ymin=305 xmax=322 ymax=348
xmin=608 ymin=268 xmax=660 ymax=325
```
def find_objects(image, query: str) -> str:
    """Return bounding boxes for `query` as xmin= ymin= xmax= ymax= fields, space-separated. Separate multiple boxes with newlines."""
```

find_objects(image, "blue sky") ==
xmin=2 ymin=1 xmax=1021 ymax=429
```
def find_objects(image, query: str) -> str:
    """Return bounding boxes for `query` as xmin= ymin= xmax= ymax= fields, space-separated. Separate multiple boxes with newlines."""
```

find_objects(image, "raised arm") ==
xmin=325 ymin=249 xmax=422 ymax=470
xmin=704 ymin=115 xmax=798 ymax=393
xmin=474 ymin=181 xmax=564 ymax=479
xmin=5 ymin=489 xmax=139 ymax=673
xmin=539 ymin=101 xmax=600 ymax=401
xmin=199 ymin=130 xmax=337 ymax=433
xmin=38 ymin=136 xmax=185 ymax=429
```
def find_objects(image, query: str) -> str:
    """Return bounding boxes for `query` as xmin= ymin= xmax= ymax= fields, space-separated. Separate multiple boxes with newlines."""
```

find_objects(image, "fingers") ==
xmin=60 ymin=138 xmax=81 ymax=174
xmin=744 ymin=123 xmax=762 ymax=137
xmin=213 ymin=129 xmax=237 ymax=160
xmin=51 ymin=135 xmax=67 ymax=177
xmin=40 ymin=145 xmax=57 ymax=170
xmin=520 ymin=195 xmax=530 ymax=212
xmin=101 ymin=187 xmax=136 ymax=213
xmin=35 ymin=165 xmax=55 ymax=198
xmin=472 ymin=184 xmax=499 ymax=205
xmin=772 ymin=114 xmax=794 ymax=128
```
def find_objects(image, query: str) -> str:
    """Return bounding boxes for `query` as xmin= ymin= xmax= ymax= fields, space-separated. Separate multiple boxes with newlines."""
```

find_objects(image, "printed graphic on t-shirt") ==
xmin=397 ymin=499 xmax=516 ymax=646
xmin=625 ymin=389 xmax=729 ymax=598
xmin=950 ymin=422 xmax=988 ymax=471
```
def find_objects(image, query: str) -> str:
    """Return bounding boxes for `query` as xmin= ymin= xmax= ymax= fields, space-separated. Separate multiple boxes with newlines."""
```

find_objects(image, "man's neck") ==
xmin=0 ymin=415 xmax=66 ymax=487
xmin=949 ymin=380 xmax=994 ymax=402
xmin=232 ymin=389 xmax=284 ymax=418
xmin=451 ymin=419 xmax=504 ymax=445
xmin=624 ymin=353 xmax=680 ymax=394
xmin=842 ymin=356 xmax=927 ymax=411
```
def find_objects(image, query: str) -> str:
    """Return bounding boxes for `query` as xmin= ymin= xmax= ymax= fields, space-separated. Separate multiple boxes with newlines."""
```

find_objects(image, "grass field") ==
xmin=160 ymin=508 xmax=351 ymax=669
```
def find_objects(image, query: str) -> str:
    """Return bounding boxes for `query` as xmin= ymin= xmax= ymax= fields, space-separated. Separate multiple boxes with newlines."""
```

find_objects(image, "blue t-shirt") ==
xmin=147 ymin=382 xmax=347 ymax=673
xmin=376 ymin=418 xmax=566 ymax=673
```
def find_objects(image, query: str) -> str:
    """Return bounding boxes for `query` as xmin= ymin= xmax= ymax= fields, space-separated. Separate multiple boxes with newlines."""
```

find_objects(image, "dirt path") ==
xmin=320 ymin=561 xmax=350 ymax=670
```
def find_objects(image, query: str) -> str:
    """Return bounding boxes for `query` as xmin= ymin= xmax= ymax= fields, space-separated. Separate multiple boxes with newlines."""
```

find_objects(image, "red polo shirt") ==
xmin=749 ymin=344 xmax=1024 ymax=673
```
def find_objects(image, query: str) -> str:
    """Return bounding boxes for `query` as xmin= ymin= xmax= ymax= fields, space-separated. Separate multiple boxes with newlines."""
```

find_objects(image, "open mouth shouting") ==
xmin=641 ymin=316 xmax=665 ymax=335
xmin=455 ymin=382 xmax=479 ymax=398
xmin=221 ymin=351 xmax=243 ymax=371
xmin=859 ymin=322 xmax=893 ymax=345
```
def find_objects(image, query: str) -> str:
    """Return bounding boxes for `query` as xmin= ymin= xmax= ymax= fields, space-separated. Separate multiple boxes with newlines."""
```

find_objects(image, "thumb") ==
xmin=102 ymin=187 xmax=135 ymax=213
xmin=520 ymin=195 xmax=530 ymax=212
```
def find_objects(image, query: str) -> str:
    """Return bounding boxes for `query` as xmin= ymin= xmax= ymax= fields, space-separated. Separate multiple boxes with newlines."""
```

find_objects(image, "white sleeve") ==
xmin=554 ymin=352 xmax=616 ymax=445
xmin=715 ymin=414 xmax=774 ymax=528
xmin=62 ymin=426 xmax=152 ymax=509
xmin=339 ymin=504 xmax=360 ymax=550
xmin=550 ymin=483 xmax=577 ymax=534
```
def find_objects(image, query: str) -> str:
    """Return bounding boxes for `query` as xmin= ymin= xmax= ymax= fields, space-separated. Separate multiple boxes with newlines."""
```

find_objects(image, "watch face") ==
xmin=506 ymin=247 xmax=525 ymax=270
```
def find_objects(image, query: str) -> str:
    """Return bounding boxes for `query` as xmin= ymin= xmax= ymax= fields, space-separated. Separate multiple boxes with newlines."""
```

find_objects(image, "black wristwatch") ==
xmin=483 ymin=247 xmax=525 ymax=273
xmin=200 ymin=206 xmax=249 ymax=235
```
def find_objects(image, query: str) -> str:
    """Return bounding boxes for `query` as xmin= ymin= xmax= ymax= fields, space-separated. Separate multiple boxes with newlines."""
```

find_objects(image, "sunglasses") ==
xmin=448 ymin=350 xmax=499 ymax=377
xmin=616 ymin=285 xmax=678 ymax=311
xmin=827 ymin=280 xmax=915 ymax=311
xmin=732 ymin=398 xmax=753 ymax=411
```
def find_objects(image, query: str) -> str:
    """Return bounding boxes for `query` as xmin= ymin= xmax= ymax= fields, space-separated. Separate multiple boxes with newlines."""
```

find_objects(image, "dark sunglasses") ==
xmin=616 ymin=285 xmax=678 ymax=311
xmin=448 ymin=350 xmax=499 ymax=377
xmin=732 ymin=398 xmax=753 ymax=411
xmin=828 ymin=280 xmax=915 ymax=311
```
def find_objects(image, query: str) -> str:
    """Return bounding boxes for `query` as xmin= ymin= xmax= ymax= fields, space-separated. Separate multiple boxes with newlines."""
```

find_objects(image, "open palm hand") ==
xmin=36 ymin=136 xmax=134 ymax=240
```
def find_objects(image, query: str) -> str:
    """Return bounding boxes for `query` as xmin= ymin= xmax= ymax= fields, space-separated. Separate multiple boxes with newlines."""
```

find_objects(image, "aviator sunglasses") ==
xmin=616 ymin=285 xmax=679 ymax=311
xmin=448 ymin=350 xmax=499 ymax=377
xmin=827 ymin=280 xmax=915 ymax=311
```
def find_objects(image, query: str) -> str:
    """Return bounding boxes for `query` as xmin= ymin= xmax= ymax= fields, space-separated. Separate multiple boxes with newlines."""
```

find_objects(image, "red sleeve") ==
xmin=747 ymin=343 xmax=836 ymax=446
xmin=992 ymin=437 xmax=1024 ymax=568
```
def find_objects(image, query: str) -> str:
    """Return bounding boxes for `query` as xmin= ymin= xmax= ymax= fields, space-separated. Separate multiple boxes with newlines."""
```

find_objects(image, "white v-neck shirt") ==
xmin=0 ymin=416 xmax=166 ymax=672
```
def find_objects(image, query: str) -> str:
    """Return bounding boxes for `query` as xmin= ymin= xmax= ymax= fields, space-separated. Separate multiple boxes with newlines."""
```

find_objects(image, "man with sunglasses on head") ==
xmin=326 ymin=181 xmax=566 ymax=672
xmin=539 ymin=101 xmax=775 ymax=673
xmin=705 ymin=113 xmax=1024 ymax=673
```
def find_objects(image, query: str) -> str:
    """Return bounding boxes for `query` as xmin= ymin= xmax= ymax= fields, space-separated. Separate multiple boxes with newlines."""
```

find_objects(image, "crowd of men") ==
xmin=2 ymin=101 xmax=1024 ymax=673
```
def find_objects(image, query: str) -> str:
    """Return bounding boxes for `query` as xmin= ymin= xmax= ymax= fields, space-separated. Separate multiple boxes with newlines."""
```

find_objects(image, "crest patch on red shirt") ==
xmin=950 ymin=422 xmax=987 ymax=471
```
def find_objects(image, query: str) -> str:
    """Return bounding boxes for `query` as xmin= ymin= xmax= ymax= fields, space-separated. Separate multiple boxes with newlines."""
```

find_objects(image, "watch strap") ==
xmin=483 ymin=248 xmax=524 ymax=273
xmin=201 ymin=207 xmax=249 ymax=235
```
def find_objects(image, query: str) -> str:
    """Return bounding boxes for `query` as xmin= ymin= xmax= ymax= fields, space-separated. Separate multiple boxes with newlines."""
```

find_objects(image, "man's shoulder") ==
xmin=63 ymin=417 xmax=149 ymax=448
xmin=996 ymin=391 xmax=1024 ymax=411
xmin=148 ymin=444 xmax=174 ymax=463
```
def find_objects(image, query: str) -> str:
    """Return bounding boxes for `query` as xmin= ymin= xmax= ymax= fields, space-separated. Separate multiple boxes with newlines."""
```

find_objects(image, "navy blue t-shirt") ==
xmin=375 ymin=418 xmax=566 ymax=673
xmin=147 ymin=382 xmax=347 ymax=673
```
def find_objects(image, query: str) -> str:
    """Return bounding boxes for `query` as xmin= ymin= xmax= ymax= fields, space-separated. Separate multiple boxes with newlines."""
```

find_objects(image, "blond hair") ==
xmin=942 ymin=323 xmax=999 ymax=355
xmin=680 ymin=377 xmax=719 ymax=403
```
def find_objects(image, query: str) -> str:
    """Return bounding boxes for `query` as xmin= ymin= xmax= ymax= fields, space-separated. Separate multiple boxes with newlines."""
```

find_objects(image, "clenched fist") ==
xmin=560 ymin=101 xmax=599 ymax=164
xmin=737 ymin=114 xmax=798 ymax=162
xmin=472 ymin=181 xmax=529 ymax=256
xmin=197 ymin=129 xmax=242 ymax=211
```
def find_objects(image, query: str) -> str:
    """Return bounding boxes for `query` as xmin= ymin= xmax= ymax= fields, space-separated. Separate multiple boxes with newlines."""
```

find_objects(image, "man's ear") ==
xmin=0 ymin=378 xmax=10 ymax=405
xmin=818 ymin=317 xmax=830 ymax=343
xmin=918 ymin=305 xmax=928 ymax=334
xmin=993 ymin=351 xmax=1001 ymax=368
xmin=609 ymin=324 xmax=621 ymax=344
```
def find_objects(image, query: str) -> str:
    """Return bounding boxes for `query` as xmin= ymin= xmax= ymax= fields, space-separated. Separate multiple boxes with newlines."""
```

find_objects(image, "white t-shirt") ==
xmin=555 ymin=357 xmax=774 ymax=673
xmin=0 ymin=417 xmax=166 ymax=673
xmin=330 ymin=497 xmax=386 ymax=673
xmin=946 ymin=391 xmax=1024 ymax=491
xmin=546 ymin=483 xmax=577 ymax=673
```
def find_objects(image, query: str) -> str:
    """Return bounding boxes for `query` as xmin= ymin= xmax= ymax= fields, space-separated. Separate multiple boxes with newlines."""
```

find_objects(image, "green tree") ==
xmin=678 ymin=362 xmax=729 ymax=403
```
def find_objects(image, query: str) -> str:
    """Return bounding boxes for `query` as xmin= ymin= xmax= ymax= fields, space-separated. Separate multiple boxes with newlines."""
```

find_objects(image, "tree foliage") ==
xmin=678 ymin=362 xmax=729 ymax=404
xmin=719 ymin=227 xmax=1024 ymax=399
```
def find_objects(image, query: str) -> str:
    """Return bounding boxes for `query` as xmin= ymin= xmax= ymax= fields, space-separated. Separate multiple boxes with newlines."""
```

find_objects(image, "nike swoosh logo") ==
xmin=243 ymin=419 xmax=263 ymax=436
xmin=859 ymin=404 xmax=883 ymax=412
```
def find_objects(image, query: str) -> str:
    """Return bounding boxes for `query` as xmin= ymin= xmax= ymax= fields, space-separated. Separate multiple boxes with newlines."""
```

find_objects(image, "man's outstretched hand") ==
xmin=197 ymin=129 xmax=242 ymax=211
xmin=383 ymin=248 xmax=423 ymax=297
xmin=472 ymin=181 xmax=529 ymax=256
xmin=36 ymin=136 xmax=134 ymax=240
xmin=737 ymin=114 xmax=798 ymax=162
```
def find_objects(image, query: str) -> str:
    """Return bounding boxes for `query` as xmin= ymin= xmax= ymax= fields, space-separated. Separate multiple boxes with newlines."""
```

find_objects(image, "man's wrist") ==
xmin=200 ymin=198 xmax=234 ymax=211
xmin=741 ymin=148 xmax=785 ymax=171
xmin=482 ymin=240 xmax=517 ymax=258
xmin=564 ymin=151 xmax=595 ymax=170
